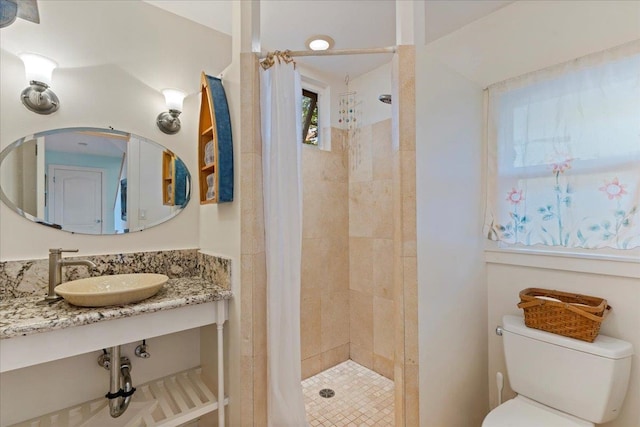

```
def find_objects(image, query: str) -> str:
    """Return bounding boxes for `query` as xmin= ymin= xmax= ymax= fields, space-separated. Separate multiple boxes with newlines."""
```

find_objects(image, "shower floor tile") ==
xmin=302 ymin=360 xmax=394 ymax=426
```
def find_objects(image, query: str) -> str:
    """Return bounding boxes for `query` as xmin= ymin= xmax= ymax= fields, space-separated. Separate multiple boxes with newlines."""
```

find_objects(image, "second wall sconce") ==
xmin=157 ymin=89 xmax=186 ymax=135
xmin=19 ymin=53 xmax=59 ymax=115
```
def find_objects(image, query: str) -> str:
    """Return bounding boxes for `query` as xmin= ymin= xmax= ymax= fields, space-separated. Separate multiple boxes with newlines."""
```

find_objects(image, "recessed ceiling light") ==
xmin=306 ymin=35 xmax=334 ymax=51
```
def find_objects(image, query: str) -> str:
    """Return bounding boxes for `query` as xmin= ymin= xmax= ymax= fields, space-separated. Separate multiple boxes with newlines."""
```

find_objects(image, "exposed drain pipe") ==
xmin=98 ymin=346 xmax=136 ymax=418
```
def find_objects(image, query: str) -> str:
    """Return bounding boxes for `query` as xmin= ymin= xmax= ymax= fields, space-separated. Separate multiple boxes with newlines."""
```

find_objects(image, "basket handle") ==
xmin=517 ymin=300 xmax=612 ymax=323
xmin=564 ymin=304 xmax=612 ymax=323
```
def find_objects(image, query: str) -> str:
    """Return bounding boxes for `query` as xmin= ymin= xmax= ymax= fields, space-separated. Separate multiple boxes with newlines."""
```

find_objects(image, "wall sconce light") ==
xmin=19 ymin=53 xmax=59 ymax=115
xmin=157 ymin=89 xmax=186 ymax=135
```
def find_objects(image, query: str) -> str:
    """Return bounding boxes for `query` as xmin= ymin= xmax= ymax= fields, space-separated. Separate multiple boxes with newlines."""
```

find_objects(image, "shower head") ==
xmin=378 ymin=94 xmax=392 ymax=104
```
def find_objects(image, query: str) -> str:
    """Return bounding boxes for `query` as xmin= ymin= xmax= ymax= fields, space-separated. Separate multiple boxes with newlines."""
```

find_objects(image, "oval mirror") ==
xmin=0 ymin=127 xmax=191 ymax=234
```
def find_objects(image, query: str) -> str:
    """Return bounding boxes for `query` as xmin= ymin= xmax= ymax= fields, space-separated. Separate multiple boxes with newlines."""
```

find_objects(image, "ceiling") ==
xmin=145 ymin=0 xmax=514 ymax=79
xmin=1 ymin=1 xmax=231 ymax=97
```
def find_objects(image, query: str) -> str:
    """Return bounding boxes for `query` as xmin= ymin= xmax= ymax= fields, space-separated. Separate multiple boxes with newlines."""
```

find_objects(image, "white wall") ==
xmin=0 ymin=2 xmax=232 ymax=425
xmin=416 ymin=52 xmax=487 ymax=426
xmin=418 ymin=1 xmax=640 ymax=426
xmin=348 ymin=62 xmax=392 ymax=127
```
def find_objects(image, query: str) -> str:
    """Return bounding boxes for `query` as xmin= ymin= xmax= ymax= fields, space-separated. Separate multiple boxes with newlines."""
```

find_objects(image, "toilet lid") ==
xmin=482 ymin=397 xmax=593 ymax=427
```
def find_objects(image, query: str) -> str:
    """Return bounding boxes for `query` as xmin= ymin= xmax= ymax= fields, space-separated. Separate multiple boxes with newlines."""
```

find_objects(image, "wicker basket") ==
xmin=517 ymin=288 xmax=611 ymax=342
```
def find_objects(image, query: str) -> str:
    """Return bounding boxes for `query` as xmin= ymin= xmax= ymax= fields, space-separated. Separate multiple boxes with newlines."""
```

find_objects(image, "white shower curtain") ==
xmin=260 ymin=59 xmax=309 ymax=427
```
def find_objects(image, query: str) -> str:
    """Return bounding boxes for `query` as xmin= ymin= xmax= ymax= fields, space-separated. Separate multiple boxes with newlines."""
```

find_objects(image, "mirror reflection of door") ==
xmin=48 ymin=165 xmax=104 ymax=234
xmin=44 ymin=130 xmax=128 ymax=234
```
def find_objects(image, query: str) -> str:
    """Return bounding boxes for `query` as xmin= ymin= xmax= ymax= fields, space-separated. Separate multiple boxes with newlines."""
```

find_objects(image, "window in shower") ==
xmin=301 ymin=75 xmax=331 ymax=151
xmin=302 ymin=89 xmax=319 ymax=146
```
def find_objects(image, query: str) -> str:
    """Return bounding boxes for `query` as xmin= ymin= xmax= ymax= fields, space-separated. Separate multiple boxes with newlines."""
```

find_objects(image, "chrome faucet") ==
xmin=46 ymin=248 xmax=97 ymax=301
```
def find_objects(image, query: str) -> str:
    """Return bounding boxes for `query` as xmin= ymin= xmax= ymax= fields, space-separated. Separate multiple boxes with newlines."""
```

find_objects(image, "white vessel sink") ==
xmin=55 ymin=273 xmax=168 ymax=307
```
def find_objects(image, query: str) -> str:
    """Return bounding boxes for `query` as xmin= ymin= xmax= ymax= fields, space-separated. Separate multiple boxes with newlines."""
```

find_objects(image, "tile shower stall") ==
xmin=300 ymin=119 xmax=395 ymax=424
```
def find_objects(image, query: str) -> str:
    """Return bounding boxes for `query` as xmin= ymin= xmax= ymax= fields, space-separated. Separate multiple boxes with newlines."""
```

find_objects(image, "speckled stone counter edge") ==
xmin=0 ymin=249 xmax=231 ymax=300
xmin=0 ymin=277 xmax=233 ymax=339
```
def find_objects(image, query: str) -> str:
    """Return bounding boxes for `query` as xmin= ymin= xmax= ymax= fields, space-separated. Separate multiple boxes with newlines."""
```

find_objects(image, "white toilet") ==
xmin=483 ymin=315 xmax=634 ymax=426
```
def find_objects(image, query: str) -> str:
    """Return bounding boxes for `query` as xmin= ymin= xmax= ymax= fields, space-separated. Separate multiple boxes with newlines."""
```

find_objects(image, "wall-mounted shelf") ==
xmin=161 ymin=150 xmax=188 ymax=207
xmin=10 ymin=367 xmax=229 ymax=427
xmin=198 ymin=72 xmax=233 ymax=204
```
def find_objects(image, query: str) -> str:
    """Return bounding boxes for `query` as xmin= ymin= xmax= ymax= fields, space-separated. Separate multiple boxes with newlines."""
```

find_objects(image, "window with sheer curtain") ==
xmin=484 ymin=42 xmax=640 ymax=250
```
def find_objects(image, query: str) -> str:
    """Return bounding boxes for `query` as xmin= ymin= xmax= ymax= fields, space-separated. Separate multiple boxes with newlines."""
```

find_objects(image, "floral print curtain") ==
xmin=484 ymin=42 xmax=640 ymax=250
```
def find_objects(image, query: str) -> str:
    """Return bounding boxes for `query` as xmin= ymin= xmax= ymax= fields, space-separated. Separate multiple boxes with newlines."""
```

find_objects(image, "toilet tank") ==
xmin=501 ymin=315 xmax=633 ymax=424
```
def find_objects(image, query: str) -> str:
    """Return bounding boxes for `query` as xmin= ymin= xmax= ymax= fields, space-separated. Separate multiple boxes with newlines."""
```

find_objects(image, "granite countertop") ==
xmin=0 ymin=277 xmax=232 ymax=340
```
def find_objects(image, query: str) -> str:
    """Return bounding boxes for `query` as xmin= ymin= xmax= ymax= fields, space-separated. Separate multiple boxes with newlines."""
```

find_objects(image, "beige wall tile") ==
xmin=393 ymin=241 xmax=404 ymax=302
xmin=253 ymin=354 xmax=267 ymax=425
xmin=400 ymin=149 xmax=416 ymax=197
xmin=350 ymin=343 xmax=373 ymax=370
xmin=240 ymin=53 xmax=258 ymax=155
xmin=373 ymin=354 xmax=394 ymax=380
xmin=240 ymin=355 xmax=254 ymax=427
xmin=372 ymin=179 xmax=393 ymax=238
xmin=373 ymin=296 xmax=395 ymax=361
xmin=321 ymin=289 xmax=350 ymax=352
xmin=302 ymin=144 xmax=348 ymax=185
xmin=397 ymin=46 xmax=416 ymax=153
xmin=240 ymin=154 xmax=256 ymax=254
xmin=349 ymin=181 xmax=374 ymax=237
xmin=327 ymin=236 xmax=349 ymax=295
xmin=300 ymin=131 xmax=350 ymax=370
xmin=405 ymin=363 xmax=420 ymax=426
xmin=301 ymin=286 xmax=322 ymax=360
xmin=403 ymin=257 xmax=419 ymax=365
xmin=349 ymin=237 xmax=374 ymax=295
xmin=240 ymin=152 xmax=255 ymax=220
xmin=324 ymin=150 xmax=349 ymax=183
xmin=394 ymin=298 xmax=405 ymax=363
xmin=372 ymin=119 xmax=393 ymax=180
xmin=253 ymin=252 xmax=267 ymax=358
xmin=401 ymin=149 xmax=417 ymax=257
xmin=391 ymin=51 xmax=400 ymax=153
xmin=394 ymin=361 xmax=405 ymax=426
xmin=399 ymin=108 xmax=416 ymax=153
xmin=303 ymin=182 xmax=348 ymax=239
xmin=392 ymin=152 xmax=402 ymax=247
xmin=301 ymin=354 xmax=323 ymax=380
xmin=240 ymin=153 xmax=264 ymax=254
xmin=348 ymin=124 xmax=373 ymax=183
xmin=402 ymin=193 xmax=417 ymax=257
xmin=331 ymin=127 xmax=347 ymax=153
xmin=302 ymin=145 xmax=348 ymax=184
xmin=350 ymin=289 xmax=373 ymax=350
xmin=301 ymin=238 xmax=326 ymax=293
xmin=301 ymin=236 xmax=348 ymax=294
xmin=373 ymin=239 xmax=394 ymax=300
xmin=321 ymin=343 xmax=350 ymax=371
xmin=394 ymin=45 xmax=418 ymax=427
xmin=240 ymin=254 xmax=253 ymax=358
xmin=254 ymin=154 xmax=265 ymax=254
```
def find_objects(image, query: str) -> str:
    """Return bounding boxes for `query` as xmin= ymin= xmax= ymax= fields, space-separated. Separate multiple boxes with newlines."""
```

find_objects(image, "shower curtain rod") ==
xmin=260 ymin=46 xmax=396 ymax=59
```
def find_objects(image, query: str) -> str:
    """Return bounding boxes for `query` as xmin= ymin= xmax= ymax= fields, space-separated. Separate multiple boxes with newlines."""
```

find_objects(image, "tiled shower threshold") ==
xmin=303 ymin=360 xmax=394 ymax=426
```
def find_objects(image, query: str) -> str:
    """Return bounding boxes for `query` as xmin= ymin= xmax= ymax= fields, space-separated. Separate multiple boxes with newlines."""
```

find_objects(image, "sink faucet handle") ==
xmin=49 ymin=248 xmax=80 ymax=254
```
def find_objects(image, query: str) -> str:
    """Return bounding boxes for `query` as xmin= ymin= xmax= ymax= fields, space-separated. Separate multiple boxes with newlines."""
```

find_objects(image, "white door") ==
xmin=49 ymin=165 xmax=104 ymax=233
